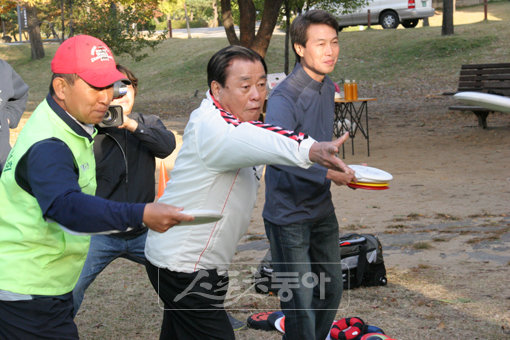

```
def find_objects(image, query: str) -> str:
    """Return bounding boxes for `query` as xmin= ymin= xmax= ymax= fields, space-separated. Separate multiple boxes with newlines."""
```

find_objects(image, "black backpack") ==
xmin=339 ymin=233 xmax=387 ymax=289
xmin=254 ymin=233 xmax=387 ymax=294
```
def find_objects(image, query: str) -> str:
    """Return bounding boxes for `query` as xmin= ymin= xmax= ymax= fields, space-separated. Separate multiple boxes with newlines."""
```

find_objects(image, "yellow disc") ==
xmin=351 ymin=181 xmax=389 ymax=187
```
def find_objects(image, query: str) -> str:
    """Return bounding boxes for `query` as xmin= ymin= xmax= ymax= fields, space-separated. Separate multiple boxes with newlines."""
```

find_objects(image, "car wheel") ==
xmin=402 ymin=19 xmax=419 ymax=28
xmin=380 ymin=11 xmax=399 ymax=29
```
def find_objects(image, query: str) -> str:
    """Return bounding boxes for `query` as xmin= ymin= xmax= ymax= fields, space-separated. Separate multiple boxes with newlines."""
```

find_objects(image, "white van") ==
xmin=335 ymin=0 xmax=435 ymax=30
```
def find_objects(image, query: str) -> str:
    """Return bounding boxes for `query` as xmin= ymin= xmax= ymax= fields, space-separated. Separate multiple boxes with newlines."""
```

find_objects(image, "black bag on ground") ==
xmin=339 ymin=233 xmax=387 ymax=289
xmin=253 ymin=233 xmax=387 ymax=294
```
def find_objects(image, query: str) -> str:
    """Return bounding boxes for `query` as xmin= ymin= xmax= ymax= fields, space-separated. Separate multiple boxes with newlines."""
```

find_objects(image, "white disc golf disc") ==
xmin=178 ymin=210 xmax=223 ymax=226
xmin=348 ymin=165 xmax=393 ymax=183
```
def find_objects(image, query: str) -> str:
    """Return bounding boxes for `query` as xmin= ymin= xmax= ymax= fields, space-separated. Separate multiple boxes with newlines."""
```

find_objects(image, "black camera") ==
xmin=98 ymin=80 xmax=128 ymax=128
xmin=99 ymin=105 xmax=123 ymax=128
xmin=113 ymin=81 xmax=128 ymax=99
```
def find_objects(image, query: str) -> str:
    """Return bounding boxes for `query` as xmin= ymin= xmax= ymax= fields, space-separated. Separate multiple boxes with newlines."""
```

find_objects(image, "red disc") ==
xmin=348 ymin=183 xmax=389 ymax=190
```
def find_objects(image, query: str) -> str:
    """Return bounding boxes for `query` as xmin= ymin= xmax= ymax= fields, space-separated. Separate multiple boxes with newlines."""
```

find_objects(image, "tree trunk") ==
xmin=61 ymin=0 xmax=65 ymax=41
xmin=26 ymin=5 xmax=45 ymax=60
xmin=284 ymin=0 xmax=290 ymax=74
xmin=109 ymin=2 xmax=117 ymax=16
xmin=442 ymin=0 xmax=454 ymax=36
xmin=167 ymin=13 xmax=173 ymax=38
xmin=238 ymin=0 xmax=256 ymax=47
xmin=50 ymin=23 xmax=58 ymax=39
xmin=69 ymin=0 xmax=74 ymax=37
xmin=212 ymin=0 xmax=219 ymax=27
xmin=221 ymin=0 xmax=240 ymax=45
xmin=220 ymin=0 xmax=283 ymax=57
xmin=250 ymin=0 xmax=283 ymax=57
xmin=183 ymin=2 xmax=192 ymax=39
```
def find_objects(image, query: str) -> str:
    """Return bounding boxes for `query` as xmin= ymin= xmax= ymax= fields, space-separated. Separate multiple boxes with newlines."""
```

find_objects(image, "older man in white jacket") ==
xmin=145 ymin=45 xmax=354 ymax=340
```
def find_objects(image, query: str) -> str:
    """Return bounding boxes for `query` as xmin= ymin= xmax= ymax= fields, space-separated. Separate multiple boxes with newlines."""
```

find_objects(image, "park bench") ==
xmin=444 ymin=63 xmax=510 ymax=128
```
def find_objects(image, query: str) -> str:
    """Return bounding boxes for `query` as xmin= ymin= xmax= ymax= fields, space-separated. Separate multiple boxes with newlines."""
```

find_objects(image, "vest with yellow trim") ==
xmin=0 ymin=97 xmax=96 ymax=296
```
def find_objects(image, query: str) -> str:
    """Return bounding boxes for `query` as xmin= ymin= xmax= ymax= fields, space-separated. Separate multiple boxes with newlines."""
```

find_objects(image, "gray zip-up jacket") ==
xmin=0 ymin=59 xmax=29 ymax=172
xmin=263 ymin=62 xmax=336 ymax=225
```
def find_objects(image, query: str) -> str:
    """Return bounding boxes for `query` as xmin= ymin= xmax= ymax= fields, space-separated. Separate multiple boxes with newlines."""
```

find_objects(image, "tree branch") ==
xmin=220 ymin=0 xmax=240 ymax=45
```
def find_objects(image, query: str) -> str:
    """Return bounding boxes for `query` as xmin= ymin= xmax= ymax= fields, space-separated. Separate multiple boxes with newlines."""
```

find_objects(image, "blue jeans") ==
xmin=264 ymin=213 xmax=342 ymax=340
xmin=72 ymin=231 xmax=147 ymax=317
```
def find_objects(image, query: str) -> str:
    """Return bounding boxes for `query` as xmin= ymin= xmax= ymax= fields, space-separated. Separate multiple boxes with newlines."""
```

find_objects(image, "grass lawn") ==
xmin=1 ymin=1 xmax=510 ymax=118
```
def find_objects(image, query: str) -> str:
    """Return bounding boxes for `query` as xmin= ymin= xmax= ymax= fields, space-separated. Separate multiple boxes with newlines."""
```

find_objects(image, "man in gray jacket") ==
xmin=0 ymin=59 xmax=29 ymax=174
xmin=263 ymin=10 xmax=354 ymax=340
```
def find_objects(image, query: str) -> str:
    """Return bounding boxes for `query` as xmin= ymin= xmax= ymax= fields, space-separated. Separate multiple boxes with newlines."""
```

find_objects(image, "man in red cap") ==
xmin=0 ymin=34 xmax=193 ymax=339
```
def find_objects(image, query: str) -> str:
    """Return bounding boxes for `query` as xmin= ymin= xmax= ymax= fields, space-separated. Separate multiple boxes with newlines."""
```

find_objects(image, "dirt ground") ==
xmin=229 ymin=92 xmax=510 ymax=339
xmin=65 ymin=90 xmax=510 ymax=339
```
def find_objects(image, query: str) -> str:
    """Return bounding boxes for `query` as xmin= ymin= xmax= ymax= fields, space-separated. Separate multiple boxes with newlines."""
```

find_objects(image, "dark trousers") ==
xmin=264 ymin=212 xmax=343 ymax=340
xmin=146 ymin=262 xmax=235 ymax=340
xmin=0 ymin=293 xmax=78 ymax=340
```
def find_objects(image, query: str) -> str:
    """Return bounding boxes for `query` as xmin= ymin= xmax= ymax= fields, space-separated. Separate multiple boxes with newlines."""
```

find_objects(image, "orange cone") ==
xmin=157 ymin=161 xmax=169 ymax=199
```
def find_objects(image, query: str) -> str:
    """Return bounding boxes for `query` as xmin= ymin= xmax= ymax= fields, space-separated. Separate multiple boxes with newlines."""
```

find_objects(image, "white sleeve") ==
xmin=195 ymin=116 xmax=316 ymax=173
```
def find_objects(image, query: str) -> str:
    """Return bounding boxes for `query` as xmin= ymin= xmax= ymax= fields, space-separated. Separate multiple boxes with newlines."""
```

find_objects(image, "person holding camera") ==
xmin=72 ymin=64 xmax=177 ymax=316
xmin=0 ymin=35 xmax=192 ymax=339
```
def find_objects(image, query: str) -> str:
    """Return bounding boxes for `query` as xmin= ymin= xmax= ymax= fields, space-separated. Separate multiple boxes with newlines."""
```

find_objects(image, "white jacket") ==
xmin=145 ymin=92 xmax=316 ymax=273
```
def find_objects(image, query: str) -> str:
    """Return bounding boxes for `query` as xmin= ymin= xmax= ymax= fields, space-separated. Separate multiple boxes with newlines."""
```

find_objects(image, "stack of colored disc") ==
xmin=347 ymin=165 xmax=393 ymax=190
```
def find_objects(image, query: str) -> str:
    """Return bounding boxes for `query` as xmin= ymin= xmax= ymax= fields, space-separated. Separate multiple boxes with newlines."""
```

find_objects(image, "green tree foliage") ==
xmin=2 ymin=0 xmax=165 ymax=62
xmin=0 ymin=4 xmax=19 ymax=41
xmin=159 ymin=0 xmax=215 ymax=27
xmin=225 ymin=0 xmax=264 ymax=24
xmin=2 ymin=0 xmax=56 ymax=58
xmin=72 ymin=0 xmax=165 ymax=62
xmin=1 ymin=0 xmax=66 ymax=41
xmin=303 ymin=0 xmax=369 ymax=14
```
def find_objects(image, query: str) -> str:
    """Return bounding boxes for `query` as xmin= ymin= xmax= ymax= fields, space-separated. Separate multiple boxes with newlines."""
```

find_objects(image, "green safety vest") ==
xmin=0 ymin=98 xmax=97 ymax=296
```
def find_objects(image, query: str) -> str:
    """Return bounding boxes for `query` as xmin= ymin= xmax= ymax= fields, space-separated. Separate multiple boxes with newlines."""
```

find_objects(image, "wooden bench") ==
xmin=445 ymin=63 xmax=510 ymax=128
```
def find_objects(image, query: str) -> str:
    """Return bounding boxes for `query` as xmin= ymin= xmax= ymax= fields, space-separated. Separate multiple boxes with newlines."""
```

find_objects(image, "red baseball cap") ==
xmin=51 ymin=35 xmax=127 ymax=88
